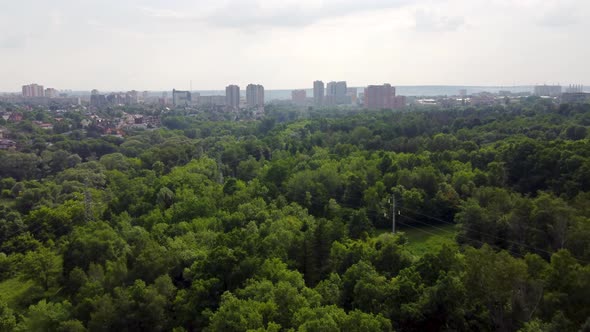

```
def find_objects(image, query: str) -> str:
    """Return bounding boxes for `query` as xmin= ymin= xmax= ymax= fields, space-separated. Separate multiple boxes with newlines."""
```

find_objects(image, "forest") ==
xmin=0 ymin=98 xmax=589 ymax=331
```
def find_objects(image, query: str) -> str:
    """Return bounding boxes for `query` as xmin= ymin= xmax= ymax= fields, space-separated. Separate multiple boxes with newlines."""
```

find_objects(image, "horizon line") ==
xmin=4 ymin=83 xmax=587 ymax=94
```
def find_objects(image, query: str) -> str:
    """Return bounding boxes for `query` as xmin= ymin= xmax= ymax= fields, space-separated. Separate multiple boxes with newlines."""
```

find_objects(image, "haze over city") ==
xmin=1 ymin=0 xmax=590 ymax=91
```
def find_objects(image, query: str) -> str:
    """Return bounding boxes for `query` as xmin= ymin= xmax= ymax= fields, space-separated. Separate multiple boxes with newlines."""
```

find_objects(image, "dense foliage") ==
xmin=0 ymin=100 xmax=589 ymax=331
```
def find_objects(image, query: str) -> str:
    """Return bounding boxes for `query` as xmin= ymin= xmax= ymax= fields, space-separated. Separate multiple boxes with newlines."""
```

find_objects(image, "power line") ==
xmin=399 ymin=214 xmax=542 ymax=262
xmin=395 ymin=218 xmax=444 ymax=238
xmin=401 ymin=206 xmax=552 ymax=254
xmin=327 ymin=197 xmax=587 ymax=263
xmin=400 ymin=206 xmax=590 ymax=264
xmin=401 ymin=205 xmax=548 ymax=237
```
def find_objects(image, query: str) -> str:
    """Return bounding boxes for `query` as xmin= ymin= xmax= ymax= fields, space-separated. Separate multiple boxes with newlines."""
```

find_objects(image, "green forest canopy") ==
xmin=0 ymin=100 xmax=589 ymax=331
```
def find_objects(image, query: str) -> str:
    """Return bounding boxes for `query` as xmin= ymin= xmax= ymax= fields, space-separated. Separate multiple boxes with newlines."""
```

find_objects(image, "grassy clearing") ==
xmin=0 ymin=277 xmax=34 ymax=308
xmin=401 ymin=223 xmax=457 ymax=257
xmin=376 ymin=223 xmax=457 ymax=258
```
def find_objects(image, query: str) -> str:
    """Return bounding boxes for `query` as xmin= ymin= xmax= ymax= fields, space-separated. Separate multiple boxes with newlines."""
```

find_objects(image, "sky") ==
xmin=0 ymin=0 xmax=589 ymax=91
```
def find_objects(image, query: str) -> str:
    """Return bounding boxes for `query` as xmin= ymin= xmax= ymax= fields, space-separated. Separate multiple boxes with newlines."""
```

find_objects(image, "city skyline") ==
xmin=1 ymin=1 xmax=590 ymax=91
xmin=5 ymin=82 xmax=585 ymax=95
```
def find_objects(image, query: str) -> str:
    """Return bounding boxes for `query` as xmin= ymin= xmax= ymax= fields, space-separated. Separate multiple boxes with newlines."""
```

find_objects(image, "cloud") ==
xmin=414 ymin=9 xmax=465 ymax=32
xmin=143 ymin=0 xmax=411 ymax=29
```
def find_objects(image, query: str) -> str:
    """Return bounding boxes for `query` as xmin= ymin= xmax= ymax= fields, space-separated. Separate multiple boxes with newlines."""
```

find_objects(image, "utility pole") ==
xmin=390 ymin=194 xmax=396 ymax=234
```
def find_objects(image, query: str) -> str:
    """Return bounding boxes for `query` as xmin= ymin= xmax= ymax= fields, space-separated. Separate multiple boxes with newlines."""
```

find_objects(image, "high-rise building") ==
xmin=22 ymin=83 xmax=44 ymax=97
xmin=90 ymin=89 xmax=108 ymax=108
xmin=225 ymin=85 xmax=240 ymax=110
xmin=534 ymin=85 xmax=562 ymax=97
xmin=160 ymin=92 xmax=168 ymax=105
xmin=326 ymin=81 xmax=349 ymax=104
xmin=364 ymin=84 xmax=396 ymax=109
xmin=313 ymin=81 xmax=324 ymax=105
xmin=246 ymin=84 xmax=264 ymax=108
xmin=126 ymin=90 xmax=139 ymax=105
xmin=292 ymin=90 xmax=307 ymax=105
xmin=106 ymin=93 xmax=124 ymax=105
xmin=45 ymin=88 xmax=58 ymax=98
xmin=347 ymin=88 xmax=357 ymax=104
xmin=172 ymin=89 xmax=191 ymax=107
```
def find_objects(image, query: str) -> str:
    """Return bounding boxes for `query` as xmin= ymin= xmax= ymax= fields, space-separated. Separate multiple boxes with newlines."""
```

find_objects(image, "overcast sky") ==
xmin=1 ymin=0 xmax=589 ymax=91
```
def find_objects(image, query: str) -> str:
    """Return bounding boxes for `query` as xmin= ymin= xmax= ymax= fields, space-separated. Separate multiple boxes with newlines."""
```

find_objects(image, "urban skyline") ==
xmin=0 ymin=80 xmax=590 ymax=99
xmin=13 ymin=79 xmax=586 ymax=112
xmin=3 ymin=81 xmax=587 ymax=95
xmin=11 ymin=82 xmax=587 ymax=98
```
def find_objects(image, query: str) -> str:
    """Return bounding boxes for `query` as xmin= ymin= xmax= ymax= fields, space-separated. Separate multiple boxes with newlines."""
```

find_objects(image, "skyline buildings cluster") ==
xmin=90 ymin=89 xmax=143 ymax=108
xmin=10 ymin=81 xmax=588 ymax=111
xmin=22 ymin=83 xmax=60 ymax=99
xmin=171 ymin=83 xmax=266 ymax=110
xmin=312 ymin=80 xmax=358 ymax=106
xmin=310 ymin=80 xmax=406 ymax=109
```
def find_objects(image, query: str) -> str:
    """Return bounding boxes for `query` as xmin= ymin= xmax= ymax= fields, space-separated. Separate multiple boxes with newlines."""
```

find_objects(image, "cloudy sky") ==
xmin=1 ymin=0 xmax=589 ymax=91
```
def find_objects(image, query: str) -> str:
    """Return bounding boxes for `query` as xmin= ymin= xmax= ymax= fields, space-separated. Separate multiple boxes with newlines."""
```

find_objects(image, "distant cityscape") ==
xmin=0 ymin=81 xmax=589 ymax=151
xmin=3 ymin=82 xmax=588 ymax=111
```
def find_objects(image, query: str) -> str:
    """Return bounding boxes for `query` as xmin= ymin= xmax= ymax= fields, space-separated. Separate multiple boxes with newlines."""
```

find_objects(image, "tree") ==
xmin=19 ymin=300 xmax=72 ymax=332
xmin=348 ymin=210 xmax=374 ymax=240
xmin=206 ymin=292 xmax=275 ymax=332
xmin=371 ymin=233 xmax=412 ymax=278
xmin=0 ymin=300 xmax=16 ymax=331
xmin=21 ymin=247 xmax=62 ymax=291
xmin=462 ymin=245 xmax=530 ymax=331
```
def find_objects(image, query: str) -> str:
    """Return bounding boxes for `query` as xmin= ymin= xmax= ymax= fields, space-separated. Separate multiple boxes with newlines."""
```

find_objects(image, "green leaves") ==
xmin=21 ymin=247 xmax=62 ymax=291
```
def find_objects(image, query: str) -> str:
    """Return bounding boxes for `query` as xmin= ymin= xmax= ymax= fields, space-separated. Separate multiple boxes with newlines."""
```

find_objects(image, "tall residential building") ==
xmin=22 ymin=83 xmax=44 ymax=97
xmin=246 ymin=84 xmax=264 ymax=108
xmin=292 ymin=90 xmax=307 ymax=105
xmin=364 ymin=84 xmax=396 ymax=109
xmin=313 ymin=81 xmax=324 ymax=105
xmin=172 ymin=89 xmax=191 ymax=107
xmin=326 ymin=81 xmax=349 ymax=104
xmin=90 ymin=89 xmax=108 ymax=108
xmin=45 ymin=88 xmax=58 ymax=98
xmin=534 ymin=85 xmax=562 ymax=97
xmin=347 ymin=87 xmax=358 ymax=104
xmin=160 ymin=92 xmax=168 ymax=105
xmin=126 ymin=90 xmax=139 ymax=105
xmin=226 ymin=85 xmax=240 ymax=110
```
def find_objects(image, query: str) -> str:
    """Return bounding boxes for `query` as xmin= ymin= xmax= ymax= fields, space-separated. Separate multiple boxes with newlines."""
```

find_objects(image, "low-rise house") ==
xmin=0 ymin=139 xmax=16 ymax=150
xmin=8 ymin=113 xmax=23 ymax=122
